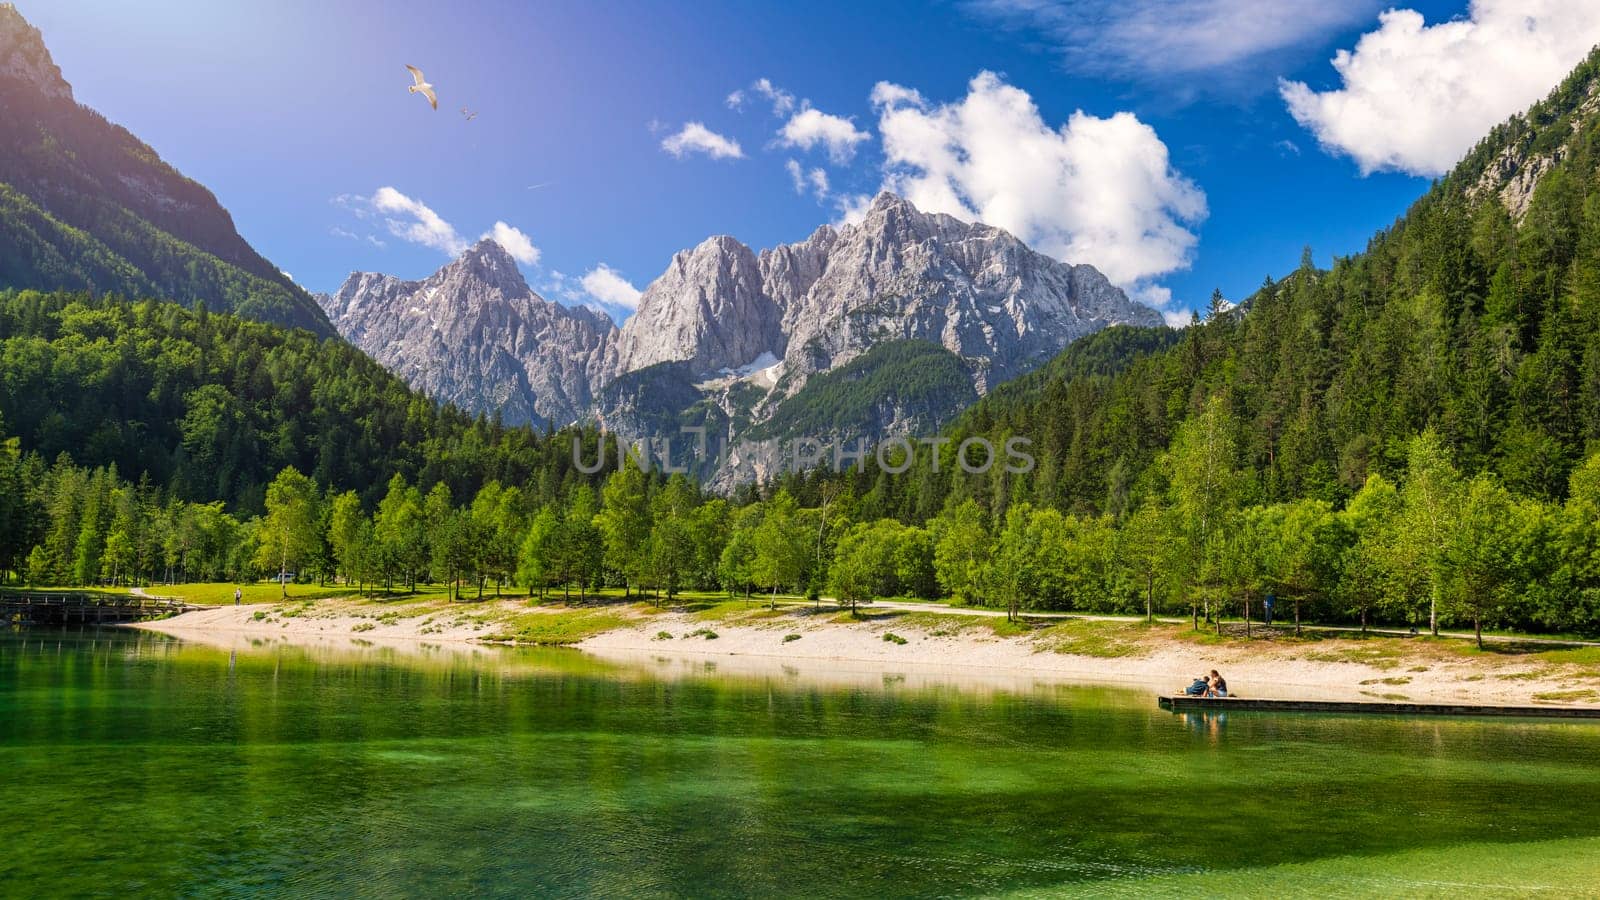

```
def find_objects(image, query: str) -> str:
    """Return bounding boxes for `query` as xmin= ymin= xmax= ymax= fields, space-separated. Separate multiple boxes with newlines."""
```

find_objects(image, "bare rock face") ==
xmin=319 ymin=239 xmax=615 ymax=428
xmin=0 ymin=3 xmax=70 ymax=101
xmin=614 ymin=236 xmax=784 ymax=375
xmin=612 ymin=192 xmax=1160 ymax=397
xmin=766 ymin=192 xmax=1162 ymax=396
xmin=1466 ymin=78 xmax=1600 ymax=223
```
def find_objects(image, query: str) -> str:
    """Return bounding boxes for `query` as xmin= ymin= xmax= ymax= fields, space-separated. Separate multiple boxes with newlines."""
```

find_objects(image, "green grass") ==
xmin=1169 ymin=625 xmax=1236 ymax=647
xmin=143 ymin=582 xmax=361 ymax=605
xmin=687 ymin=599 xmax=793 ymax=623
xmin=882 ymin=632 xmax=908 ymax=645
xmin=1302 ymin=640 xmax=1410 ymax=670
xmin=481 ymin=609 xmax=627 ymax=645
xmin=1535 ymin=645 xmax=1600 ymax=666
xmin=356 ymin=586 xmax=457 ymax=607
xmin=5 ymin=585 xmax=135 ymax=597
xmin=984 ymin=618 xmax=1034 ymax=638
xmin=1533 ymin=689 xmax=1599 ymax=702
xmin=1034 ymin=619 xmax=1149 ymax=658
xmin=1495 ymin=669 xmax=1553 ymax=681
xmin=889 ymin=612 xmax=980 ymax=634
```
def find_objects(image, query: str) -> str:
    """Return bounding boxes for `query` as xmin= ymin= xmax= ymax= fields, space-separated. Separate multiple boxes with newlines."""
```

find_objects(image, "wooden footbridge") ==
xmin=0 ymin=591 xmax=205 ymax=626
xmin=1160 ymin=694 xmax=1600 ymax=720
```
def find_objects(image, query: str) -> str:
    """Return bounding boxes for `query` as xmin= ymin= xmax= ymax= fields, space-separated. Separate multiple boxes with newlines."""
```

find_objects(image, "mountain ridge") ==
xmin=318 ymin=239 xmax=616 ymax=429
xmin=0 ymin=3 xmax=334 ymax=336
xmin=323 ymin=192 xmax=1164 ymax=481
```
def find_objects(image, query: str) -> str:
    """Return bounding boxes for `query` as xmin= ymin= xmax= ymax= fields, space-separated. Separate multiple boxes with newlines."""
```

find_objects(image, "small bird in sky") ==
xmin=461 ymin=106 xmax=478 ymax=122
xmin=405 ymin=65 xmax=437 ymax=110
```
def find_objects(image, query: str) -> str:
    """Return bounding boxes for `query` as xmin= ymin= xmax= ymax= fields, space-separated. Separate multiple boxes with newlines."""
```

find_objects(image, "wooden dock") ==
xmin=1 ymin=591 xmax=203 ymax=626
xmin=1159 ymin=694 xmax=1600 ymax=720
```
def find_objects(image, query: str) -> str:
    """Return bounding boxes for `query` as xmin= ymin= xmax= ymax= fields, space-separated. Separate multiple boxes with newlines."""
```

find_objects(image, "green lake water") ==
xmin=3 ymin=629 xmax=1600 ymax=898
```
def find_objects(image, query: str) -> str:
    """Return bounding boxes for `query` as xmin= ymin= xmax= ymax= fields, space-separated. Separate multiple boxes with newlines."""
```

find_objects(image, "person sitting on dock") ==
xmin=1207 ymin=670 xmax=1228 ymax=698
xmin=1183 ymin=675 xmax=1210 ymax=696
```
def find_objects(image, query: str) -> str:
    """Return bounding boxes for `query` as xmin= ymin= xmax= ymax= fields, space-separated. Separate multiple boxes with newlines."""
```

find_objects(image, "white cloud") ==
xmin=371 ymin=186 xmax=469 ymax=256
xmin=871 ymin=71 xmax=1206 ymax=297
xmin=661 ymin=122 xmax=745 ymax=160
xmin=832 ymin=193 xmax=874 ymax=228
xmin=869 ymin=82 xmax=924 ymax=109
xmin=785 ymin=159 xmax=830 ymax=200
xmin=1280 ymin=1 xmax=1600 ymax=176
xmin=751 ymin=78 xmax=796 ymax=116
xmin=725 ymin=89 xmax=746 ymax=109
xmin=338 ymin=190 xmax=540 ymax=264
xmin=778 ymin=107 xmax=871 ymax=163
xmin=966 ymin=0 xmax=1378 ymax=79
xmin=581 ymin=264 xmax=643 ymax=310
xmin=329 ymin=224 xmax=386 ymax=248
xmin=808 ymin=167 xmax=829 ymax=197
xmin=483 ymin=221 xmax=540 ymax=265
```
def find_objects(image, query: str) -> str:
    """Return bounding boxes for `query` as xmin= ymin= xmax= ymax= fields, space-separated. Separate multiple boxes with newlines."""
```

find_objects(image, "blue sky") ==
xmin=22 ymin=0 xmax=1600 ymax=323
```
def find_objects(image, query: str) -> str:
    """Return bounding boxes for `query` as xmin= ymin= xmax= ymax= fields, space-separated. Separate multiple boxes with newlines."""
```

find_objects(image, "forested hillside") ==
xmin=863 ymin=46 xmax=1600 ymax=522
xmin=0 ymin=4 xmax=333 ymax=336
xmin=745 ymin=340 xmax=975 ymax=442
xmin=0 ymin=290 xmax=615 ymax=511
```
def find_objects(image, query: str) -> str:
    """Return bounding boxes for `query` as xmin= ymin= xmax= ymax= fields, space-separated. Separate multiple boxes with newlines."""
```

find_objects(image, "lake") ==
xmin=3 ymin=628 xmax=1599 ymax=897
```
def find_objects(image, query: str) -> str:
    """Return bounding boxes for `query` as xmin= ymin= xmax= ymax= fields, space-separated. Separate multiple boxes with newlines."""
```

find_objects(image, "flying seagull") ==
xmin=461 ymin=106 xmax=478 ymax=122
xmin=405 ymin=65 xmax=437 ymax=110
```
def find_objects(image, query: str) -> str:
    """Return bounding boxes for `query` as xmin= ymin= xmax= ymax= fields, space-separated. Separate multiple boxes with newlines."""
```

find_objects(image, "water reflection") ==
xmin=1180 ymin=710 xmax=1229 ymax=745
xmin=3 ymin=627 xmax=1600 ymax=897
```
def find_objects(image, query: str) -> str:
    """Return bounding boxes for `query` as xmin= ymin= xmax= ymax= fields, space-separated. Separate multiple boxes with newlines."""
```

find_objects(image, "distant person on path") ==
xmin=234 ymin=587 xmax=242 ymax=606
xmin=1207 ymin=670 xmax=1228 ymax=698
xmin=1263 ymin=594 xmax=1275 ymax=626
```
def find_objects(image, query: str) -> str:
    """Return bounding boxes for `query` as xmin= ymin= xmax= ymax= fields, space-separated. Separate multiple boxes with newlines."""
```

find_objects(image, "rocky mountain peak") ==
xmin=319 ymin=244 xmax=618 ymax=429
xmin=0 ymin=4 xmax=70 ymax=101
xmin=853 ymin=189 xmax=973 ymax=248
xmin=864 ymin=190 xmax=913 ymax=218
xmin=616 ymin=232 xmax=780 ymax=375
xmin=438 ymin=237 xmax=531 ymax=297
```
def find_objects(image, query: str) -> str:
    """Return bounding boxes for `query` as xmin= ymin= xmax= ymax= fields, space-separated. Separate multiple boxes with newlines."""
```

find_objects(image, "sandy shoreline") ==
xmin=124 ymin=596 xmax=1600 ymax=707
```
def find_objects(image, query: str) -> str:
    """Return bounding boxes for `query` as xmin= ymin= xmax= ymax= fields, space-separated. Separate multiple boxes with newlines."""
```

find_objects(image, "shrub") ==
xmin=883 ymin=632 xmax=908 ymax=645
xmin=654 ymin=630 xmax=674 ymax=641
xmin=689 ymin=627 xmax=719 ymax=640
xmin=783 ymin=633 xmax=802 ymax=643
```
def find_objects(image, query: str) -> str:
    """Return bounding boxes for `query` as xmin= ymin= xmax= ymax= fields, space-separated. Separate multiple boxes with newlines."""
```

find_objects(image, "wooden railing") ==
xmin=0 ymin=591 xmax=204 ymax=625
